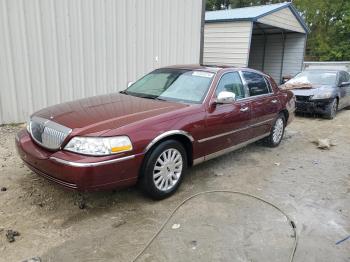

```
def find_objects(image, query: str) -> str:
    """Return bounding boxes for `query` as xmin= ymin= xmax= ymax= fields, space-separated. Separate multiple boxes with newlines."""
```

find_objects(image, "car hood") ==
xmin=291 ymin=85 xmax=334 ymax=96
xmin=33 ymin=93 xmax=187 ymax=135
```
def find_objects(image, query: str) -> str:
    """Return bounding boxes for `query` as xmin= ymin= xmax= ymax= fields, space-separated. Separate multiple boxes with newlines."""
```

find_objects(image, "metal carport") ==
xmin=203 ymin=2 xmax=310 ymax=84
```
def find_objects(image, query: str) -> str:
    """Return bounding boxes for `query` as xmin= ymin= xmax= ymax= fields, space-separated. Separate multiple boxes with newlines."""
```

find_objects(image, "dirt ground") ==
xmin=0 ymin=112 xmax=349 ymax=262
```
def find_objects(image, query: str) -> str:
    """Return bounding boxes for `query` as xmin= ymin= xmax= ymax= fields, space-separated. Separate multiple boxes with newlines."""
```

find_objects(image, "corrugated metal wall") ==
xmin=282 ymin=33 xmax=306 ymax=77
xmin=0 ymin=0 xmax=203 ymax=124
xmin=248 ymin=33 xmax=306 ymax=83
xmin=262 ymin=34 xmax=284 ymax=83
xmin=248 ymin=34 xmax=265 ymax=71
xmin=203 ymin=21 xmax=252 ymax=67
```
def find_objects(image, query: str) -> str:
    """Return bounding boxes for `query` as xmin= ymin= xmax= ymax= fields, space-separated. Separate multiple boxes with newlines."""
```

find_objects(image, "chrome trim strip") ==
xmin=193 ymin=133 xmax=270 ymax=165
xmin=144 ymin=130 xmax=194 ymax=153
xmin=249 ymin=118 xmax=274 ymax=128
xmin=198 ymin=118 xmax=274 ymax=143
xmin=26 ymin=162 xmax=78 ymax=189
xmin=198 ymin=126 xmax=250 ymax=143
xmin=50 ymin=155 xmax=135 ymax=167
xmin=234 ymin=92 xmax=274 ymax=102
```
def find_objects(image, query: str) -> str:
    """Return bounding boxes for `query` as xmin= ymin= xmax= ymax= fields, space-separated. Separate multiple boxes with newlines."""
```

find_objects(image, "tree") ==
xmin=205 ymin=0 xmax=350 ymax=61
xmin=294 ymin=0 xmax=350 ymax=61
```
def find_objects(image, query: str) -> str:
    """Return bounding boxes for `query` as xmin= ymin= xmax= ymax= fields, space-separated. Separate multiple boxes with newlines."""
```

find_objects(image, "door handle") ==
xmin=271 ymin=99 xmax=278 ymax=104
xmin=240 ymin=107 xmax=249 ymax=112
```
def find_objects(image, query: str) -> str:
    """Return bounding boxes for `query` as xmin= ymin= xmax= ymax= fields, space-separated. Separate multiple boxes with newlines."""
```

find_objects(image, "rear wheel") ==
xmin=263 ymin=114 xmax=285 ymax=147
xmin=140 ymin=140 xmax=187 ymax=200
xmin=324 ymin=98 xmax=338 ymax=119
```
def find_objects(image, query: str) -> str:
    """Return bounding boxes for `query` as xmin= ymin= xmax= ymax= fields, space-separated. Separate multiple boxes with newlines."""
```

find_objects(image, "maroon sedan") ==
xmin=16 ymin=65 xmax=295 ymax=199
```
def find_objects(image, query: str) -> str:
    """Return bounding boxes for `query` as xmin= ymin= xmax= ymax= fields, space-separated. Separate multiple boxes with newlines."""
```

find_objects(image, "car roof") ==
xmin=162 ymin=64 xmax=246 ymax=73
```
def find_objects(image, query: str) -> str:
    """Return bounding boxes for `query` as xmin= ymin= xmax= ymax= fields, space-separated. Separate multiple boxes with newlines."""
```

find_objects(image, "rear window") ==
xmin=242 ymin=71 xmax=270 ymax=96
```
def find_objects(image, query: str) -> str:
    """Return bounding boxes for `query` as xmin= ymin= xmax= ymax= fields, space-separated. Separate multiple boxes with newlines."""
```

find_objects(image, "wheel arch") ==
xmin=279 ymin=109 xmax=289 ymax=124
xmin=143 ymin=130 xmax=194 ymax=167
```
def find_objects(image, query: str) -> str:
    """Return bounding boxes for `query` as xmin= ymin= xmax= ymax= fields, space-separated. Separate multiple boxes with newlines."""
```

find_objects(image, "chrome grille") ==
xmin=29 ymin=116 xmax=72 ymax=150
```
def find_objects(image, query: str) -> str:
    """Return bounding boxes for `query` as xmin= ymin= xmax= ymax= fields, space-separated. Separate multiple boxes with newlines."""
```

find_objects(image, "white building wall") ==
xmin=257 ymin=7 xmax=306 ymax=33
xmin=304 ymin=62 xmax=350 ymax=73
xmin=0 ymin=0 xmax=203 ymax=124
xmin=203 ymin=21 xmax=252 ymax=67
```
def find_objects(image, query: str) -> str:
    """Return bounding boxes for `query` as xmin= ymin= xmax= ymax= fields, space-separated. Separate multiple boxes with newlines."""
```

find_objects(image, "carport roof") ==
xmin=205 ymin=2 xmax=310 ymax=33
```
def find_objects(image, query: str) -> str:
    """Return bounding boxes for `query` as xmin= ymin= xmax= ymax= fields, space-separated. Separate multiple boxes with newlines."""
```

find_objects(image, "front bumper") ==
xmin=295 ymin=98 xmax=333 ymax=114
xmin=15 ymin=129 xmax=143 ymax=192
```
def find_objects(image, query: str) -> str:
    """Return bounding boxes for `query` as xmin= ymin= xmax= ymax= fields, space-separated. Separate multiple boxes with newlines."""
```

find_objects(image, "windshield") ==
xmin=288 ymin=71 xmax=337 ymax=86
xmin=124 ymin=69 xmax=215 ymax=104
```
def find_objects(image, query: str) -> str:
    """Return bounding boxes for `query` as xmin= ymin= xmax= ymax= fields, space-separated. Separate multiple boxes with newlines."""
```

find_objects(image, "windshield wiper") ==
xmin=121 ymin=91 xmax=167 ymax=101
xmin=138 ymin=95 xmax=168 ymax=102
xmin=154 ymin=97 xmax=167 ymax=101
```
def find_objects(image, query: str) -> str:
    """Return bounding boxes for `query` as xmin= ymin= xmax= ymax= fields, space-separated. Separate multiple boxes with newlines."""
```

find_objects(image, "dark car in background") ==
xmin=16 ymin=65 xmax=295 ymax=199
xmin=281 ymin=70 xmax=350 ymax=119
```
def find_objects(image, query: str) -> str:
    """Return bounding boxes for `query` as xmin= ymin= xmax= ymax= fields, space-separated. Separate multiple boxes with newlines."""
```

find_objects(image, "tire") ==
xmin=139 ymin=140 xmax=187 ymax=200
xmin=263 ymin=114 xmax=285 ymax=147
xmin=324 ymin=98 xmax=338 ymax=119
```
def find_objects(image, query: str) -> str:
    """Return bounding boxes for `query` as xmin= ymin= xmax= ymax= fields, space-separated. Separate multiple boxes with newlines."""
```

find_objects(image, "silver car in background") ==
xmin=281 ymin=70 xmax=350 ymax=119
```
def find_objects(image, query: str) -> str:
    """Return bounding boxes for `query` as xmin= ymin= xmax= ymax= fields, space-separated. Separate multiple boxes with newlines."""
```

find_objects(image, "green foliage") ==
xmin=205 ymin=0 xmax=350 ymax=61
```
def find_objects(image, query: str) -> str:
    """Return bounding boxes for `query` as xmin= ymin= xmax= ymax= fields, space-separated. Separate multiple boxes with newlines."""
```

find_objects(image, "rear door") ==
xmin=202 ymin=71 xmax=251 ymax=156
xmin=241 ymin=71 xmax=280 ymax=137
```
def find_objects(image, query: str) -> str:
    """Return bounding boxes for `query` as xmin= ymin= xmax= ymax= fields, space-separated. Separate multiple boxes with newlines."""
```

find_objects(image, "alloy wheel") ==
xmin=331 ymin=100 xmax=338 ymax=117
xmin=153 ymin=148 xmax=183 ymax=192
xmin=272 ymin=117 xmax=284 ymax=144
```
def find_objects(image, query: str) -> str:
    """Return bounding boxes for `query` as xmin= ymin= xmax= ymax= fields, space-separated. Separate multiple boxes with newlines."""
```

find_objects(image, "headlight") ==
xmin=64 ymin=136 xmax=133 ymax=156
xmin=26 ymin=118 xmax=32 ymax=133
xmin=310 ymin=92 xmax=333 ymax=100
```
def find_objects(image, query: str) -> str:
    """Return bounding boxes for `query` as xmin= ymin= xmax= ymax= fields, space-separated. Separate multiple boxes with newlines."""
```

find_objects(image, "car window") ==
xmin=345 ymin=72 xmax=350 ymax=82
xmin=215 ymin=72 xmax=245 ymax=99
xmin=339 ymin=71 xmax=350 ymax=85
xmin=264 ymin=77 xmax=273 ymax=92
xmin=242 ymin=71 xmax=270 ymax=96
xmin=338 ymin=72 xmax=345 ymax=85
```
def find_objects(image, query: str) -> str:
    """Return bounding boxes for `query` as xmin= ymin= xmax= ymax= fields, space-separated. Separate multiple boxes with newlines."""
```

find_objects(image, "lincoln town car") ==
xmin=16 ymin=65 xmax=295 ymax=199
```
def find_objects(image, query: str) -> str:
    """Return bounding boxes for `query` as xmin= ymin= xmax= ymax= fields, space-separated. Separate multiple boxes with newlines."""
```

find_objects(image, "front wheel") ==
xmin=324 ymin=98 xmax=338 ymax=119
xmin=263 ymin=114 xmax=285 ymax=147
xmin=139 ymin=140 xmax=187 ymax=200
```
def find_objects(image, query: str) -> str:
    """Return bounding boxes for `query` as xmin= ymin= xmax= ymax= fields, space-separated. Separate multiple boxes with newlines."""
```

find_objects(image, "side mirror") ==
xmin=215 ymin=91 xmax=236 ymax=104
xmin=339 ymin=81 xmax=350 ymax=87
xmin=127 ymin=81 xmax=134 ymax=88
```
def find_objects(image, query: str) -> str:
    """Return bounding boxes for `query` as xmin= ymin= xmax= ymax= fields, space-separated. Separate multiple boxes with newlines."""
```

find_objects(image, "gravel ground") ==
xmin=0 ymin=112 xmax=349 ymax=262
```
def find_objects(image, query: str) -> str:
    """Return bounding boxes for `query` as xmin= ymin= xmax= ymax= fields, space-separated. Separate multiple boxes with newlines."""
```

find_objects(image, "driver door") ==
xmin=202 ymin=72 xmax=252 ymax=156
